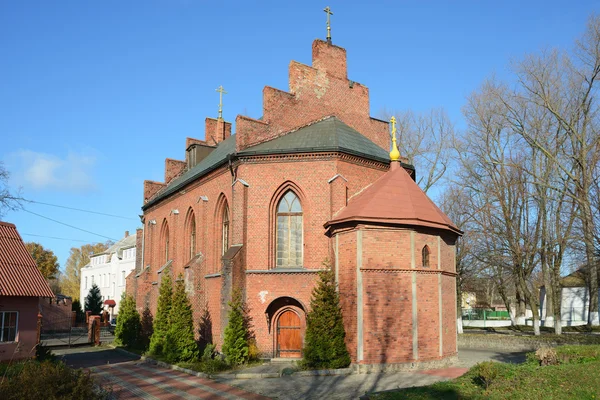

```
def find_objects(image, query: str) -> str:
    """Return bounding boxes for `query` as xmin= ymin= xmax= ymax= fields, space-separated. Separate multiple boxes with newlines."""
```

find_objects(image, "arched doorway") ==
xmin=276 ymin=309 xmax=302 ymax=358
xmin=265 ymin=296 xmax=306 ymax=358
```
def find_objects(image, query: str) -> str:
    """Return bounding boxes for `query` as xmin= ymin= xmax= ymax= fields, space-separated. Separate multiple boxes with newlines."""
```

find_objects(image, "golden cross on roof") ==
xmin=389 ymin=116 xmax=400 ymax=162
xmin=216 ymin=85 xmax=227 ymax=120
xmin=324 ymin=6 xmax=333 ymax=44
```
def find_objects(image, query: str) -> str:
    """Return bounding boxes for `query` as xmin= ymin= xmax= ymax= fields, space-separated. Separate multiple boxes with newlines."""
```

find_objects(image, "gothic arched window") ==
xmin=222 ymin=205 xmax=229 ymax=256
xmin=276 ymin=191 xmax=303 ymax=268
xmin=164 ymin=225 xmax=170 ymax=263
xmin=187 ymin=211 xmax=196 ymax=260
xmin=422 ymin=245 xmax=430 ymax=268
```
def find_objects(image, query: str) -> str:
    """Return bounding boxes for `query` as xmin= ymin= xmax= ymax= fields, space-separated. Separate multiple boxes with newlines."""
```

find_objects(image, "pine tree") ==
xmin=149 ymin=272 xmax=173 ymax=356
xmin=72 ymin=299 xmax=85 ymax=323
xmin=198 ymin=304 xmax=213 ymax=354
xmin=222 ymin=289 xmax=251 ymax=366
xmin=164 ymin=276 xmax=199 ymax=363
xmin=115 ymin=294 xmax=141 ymax=348
xmin=302 ymin=267 xmax=351 ymax=369
xmin=84 ymin=284 xmax=103 ymax=315
xmin=139 ymin=305 xmax=154 ymax=351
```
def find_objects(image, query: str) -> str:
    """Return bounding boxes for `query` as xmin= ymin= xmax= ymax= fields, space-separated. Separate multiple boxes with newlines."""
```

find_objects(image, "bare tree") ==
xmin=440 ymin=186 xmax=483 ymax=333
xmin=0 ymin=162 xmax=21 ymax=219
xmin=494 ymin=16 xmax=600 ymax=325
xmin=378 ymin=108 xmax=453 ymax=193
xmin=458 ymin=83 xmax=544 ymax=334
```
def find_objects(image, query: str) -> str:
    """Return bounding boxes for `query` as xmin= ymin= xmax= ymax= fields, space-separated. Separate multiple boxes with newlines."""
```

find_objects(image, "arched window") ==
xmin=190 ymin=217 xmax=196 ymax=259
xmin=161 ymin=222 xmax=170 ymax=263
xmin=422 ymin=245 xmax=430 ymax=268
xmin=222 ymin=205 xmax=229 ymax=256
xmin=276 ymin=191 xmax=303 ymax=268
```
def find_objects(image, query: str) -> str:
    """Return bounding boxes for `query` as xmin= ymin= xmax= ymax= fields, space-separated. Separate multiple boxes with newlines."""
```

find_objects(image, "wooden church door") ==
xmin=276 ymin=310 xmax=302 ymax=358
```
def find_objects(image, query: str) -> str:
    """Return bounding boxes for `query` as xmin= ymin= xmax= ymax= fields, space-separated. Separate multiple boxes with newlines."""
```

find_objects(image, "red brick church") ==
xmin=127 ymin=36 xmax=461 ymax=369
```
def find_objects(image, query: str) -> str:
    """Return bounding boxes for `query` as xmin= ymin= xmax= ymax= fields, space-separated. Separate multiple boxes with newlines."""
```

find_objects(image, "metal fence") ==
xmin=462 ymin=309 xmax=511 ymax=321
xmin=40 ymin=315 xmax=90 ymax=347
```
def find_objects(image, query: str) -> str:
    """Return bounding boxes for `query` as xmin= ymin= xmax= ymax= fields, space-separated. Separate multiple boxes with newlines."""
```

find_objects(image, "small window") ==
xmin=422 ymin=245 xmax=430 ymax=268
xmin=91 ymin=275 xmax=95 ymax=285
xmin=121 ymin=271 xmax=126 ymax=286
xmin=0 ymin=312 xmax=18 ymax=342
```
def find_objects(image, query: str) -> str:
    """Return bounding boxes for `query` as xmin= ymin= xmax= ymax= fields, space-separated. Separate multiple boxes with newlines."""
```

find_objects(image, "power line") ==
xmin=21 ymin=233 xmax=91 ymax=243
xmin=21 ymin=208 xmax=118 ymax=241
xmin=22 ymin=199 xmax=138 ymax=221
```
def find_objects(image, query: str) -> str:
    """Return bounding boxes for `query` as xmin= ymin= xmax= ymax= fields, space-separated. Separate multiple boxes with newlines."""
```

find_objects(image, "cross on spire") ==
xmin=216 ymin=85 xmax=227 ymax=120
xmin=324 ymin=6 xmax=333 ymax=44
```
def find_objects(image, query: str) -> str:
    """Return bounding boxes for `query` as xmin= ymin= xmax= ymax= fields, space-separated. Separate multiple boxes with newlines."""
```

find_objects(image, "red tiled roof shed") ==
xmin=0 ymin=221 xmax=54 ymax=297
xmin=325 ymin=164 xmax=463 ymax=235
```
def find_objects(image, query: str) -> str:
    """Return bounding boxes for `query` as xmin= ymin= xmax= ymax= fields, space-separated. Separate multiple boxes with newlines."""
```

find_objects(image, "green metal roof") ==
xmin=142 ymin=134 xmax=236 ymax=210
xmin=143 ymin=116 xmax=401 ymax=210
xmin=239 ymin=116 xmax=391 ymax=162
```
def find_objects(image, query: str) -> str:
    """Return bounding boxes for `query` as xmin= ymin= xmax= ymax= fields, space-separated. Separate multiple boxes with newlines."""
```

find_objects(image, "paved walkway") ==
xmin=217 ymin=349 xmax=526 ymax=399
xmin=93 ymin=361 xmax=270 ymax=400
xmin=55 ymin=346 xmax=527 ymax=400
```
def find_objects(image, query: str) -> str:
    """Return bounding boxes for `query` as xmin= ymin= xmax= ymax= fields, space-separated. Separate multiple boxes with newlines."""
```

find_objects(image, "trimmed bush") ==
xmin=0 ymin=360 xmax=111 ymax=400
xmin=149 ymin=272 xmax=173 ymax=356
xmin=139 ymin=305 xmax=154 ymax=351
xmin=302 ymin=267 xmax=351 ymax=369
xmin=164 ymin=276 xmax=199 ymax=363
xmin=114 ymin=294 xmax=141 ymax=348
xmin=222 ymin=289 xmax=252 ymax=366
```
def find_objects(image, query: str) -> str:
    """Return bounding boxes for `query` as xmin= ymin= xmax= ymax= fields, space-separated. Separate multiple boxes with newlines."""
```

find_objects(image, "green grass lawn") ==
xmin=371 ymin=345 xmax=600 ymax=400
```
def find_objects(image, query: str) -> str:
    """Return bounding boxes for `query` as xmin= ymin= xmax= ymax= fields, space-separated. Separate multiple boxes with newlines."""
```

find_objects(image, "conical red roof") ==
xmin=325 ymin=164 xmax=462 ymax=235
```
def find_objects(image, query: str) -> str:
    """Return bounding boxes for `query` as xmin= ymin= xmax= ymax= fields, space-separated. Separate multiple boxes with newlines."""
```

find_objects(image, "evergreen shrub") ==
xmin=139 ymin=305 xmax=154 ymax=351
xmin=222 ymin=289 xmax=254 ymax=366
xmin=149 ymin=272 xmax=172 ymax=356
xmin=302 ymin=266 xmax=351 ymax=369
xmin=114 ymin=294 xmax=141 ymax=349
xmin=164 ymin=276 xmax=199 ymax=363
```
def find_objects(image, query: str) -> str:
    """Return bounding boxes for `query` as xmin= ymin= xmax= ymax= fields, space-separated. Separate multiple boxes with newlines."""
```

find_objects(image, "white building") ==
xmin=540 ymin=267 xmax=600 ymax=327
xmin=80 ymin=231 xmax=137 ymax=316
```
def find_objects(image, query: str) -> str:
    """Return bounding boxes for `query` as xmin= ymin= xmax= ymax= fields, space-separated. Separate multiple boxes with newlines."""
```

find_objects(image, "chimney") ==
xmin=124 ymin=231 xmax=129 ymax=238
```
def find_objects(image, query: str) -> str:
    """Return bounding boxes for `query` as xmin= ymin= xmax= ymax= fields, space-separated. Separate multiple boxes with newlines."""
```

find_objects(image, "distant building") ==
xmin=461 ymin=292 xmax=476 ymax=310
xmin=80 ymin=231 xmax=137 ymax=317
xmin=540 ymin=267 xmax=600 ymax=326
xmin=0 ymin=221 xmax=54 ymax=361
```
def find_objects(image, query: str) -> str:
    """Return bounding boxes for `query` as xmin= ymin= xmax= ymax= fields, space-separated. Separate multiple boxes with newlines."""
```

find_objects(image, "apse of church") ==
xmin=128 ymin=12 xmax=461 ymax=368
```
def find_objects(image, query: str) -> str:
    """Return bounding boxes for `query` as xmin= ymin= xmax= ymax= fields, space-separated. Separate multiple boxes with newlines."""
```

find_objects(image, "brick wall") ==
xmin=235 ymin=40 xmax=389 ymax=152
xmin=362 ymin=270 xmax=413 ymax=364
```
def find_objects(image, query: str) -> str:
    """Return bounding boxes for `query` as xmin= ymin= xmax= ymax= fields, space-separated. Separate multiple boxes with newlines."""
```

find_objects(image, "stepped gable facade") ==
xmin=128 ymin=38 xmax=461 ymax=368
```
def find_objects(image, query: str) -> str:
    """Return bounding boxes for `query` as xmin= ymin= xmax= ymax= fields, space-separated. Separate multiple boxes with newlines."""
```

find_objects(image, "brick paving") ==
xmin=416 ymin=367 xmax=469 ymax=379
xmin=92 ymin=362 xmax=271 ymax=400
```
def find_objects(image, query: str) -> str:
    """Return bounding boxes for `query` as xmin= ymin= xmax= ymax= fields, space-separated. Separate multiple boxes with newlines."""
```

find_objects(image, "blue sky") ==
xmin=1 ymin=1 xmax=598 ymax=269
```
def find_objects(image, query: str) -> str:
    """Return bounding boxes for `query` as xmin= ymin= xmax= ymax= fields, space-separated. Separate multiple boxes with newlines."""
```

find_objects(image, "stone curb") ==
xmin=294 ymin=367 xmax=353 ymax=377
xmin=109 ymin=346 xmax=211 ymax=379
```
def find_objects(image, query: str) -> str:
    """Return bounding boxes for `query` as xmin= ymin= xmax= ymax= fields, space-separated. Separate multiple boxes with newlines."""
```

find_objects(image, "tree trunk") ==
xmin=582 ymin=201 xmax=599 ymax=326
xmin=515 ymin=285 xmax=526 ymax=326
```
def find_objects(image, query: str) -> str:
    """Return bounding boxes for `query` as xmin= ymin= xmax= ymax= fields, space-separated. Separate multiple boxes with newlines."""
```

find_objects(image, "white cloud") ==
xmin=7 ymin=150 xmax=97 ymax=192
